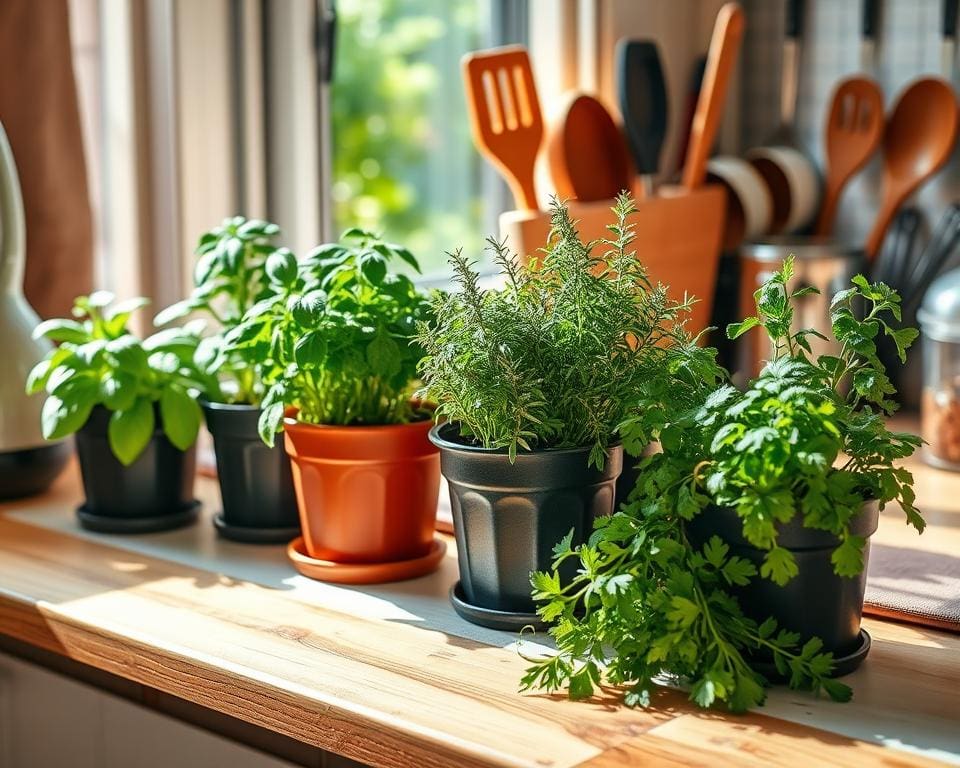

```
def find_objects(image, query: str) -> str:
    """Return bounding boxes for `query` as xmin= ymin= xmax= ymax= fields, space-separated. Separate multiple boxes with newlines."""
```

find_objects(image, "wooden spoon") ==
xmin=462 ymin=46 xmax=543 ymax=210
xmin=865 ymin=77 xmax=959 ymax=261
xmin=682 ymin=2 xmax=746 ymax=190
xmin=546 ymin=92 xmax=633 ymax=202
xmin=814 ymin=77 xmax=884 ymax=236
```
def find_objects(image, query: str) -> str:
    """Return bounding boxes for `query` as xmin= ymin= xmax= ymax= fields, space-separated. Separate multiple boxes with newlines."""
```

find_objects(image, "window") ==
xmin=332 ymin=0 xmax=513 ymax=278
xmin=70 ymin=0 xmax=528 ymax=305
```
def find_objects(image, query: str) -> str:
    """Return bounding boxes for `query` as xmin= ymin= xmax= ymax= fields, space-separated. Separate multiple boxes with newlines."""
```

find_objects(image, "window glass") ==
xmin=331 ymin=0 xmax=501 ymax=277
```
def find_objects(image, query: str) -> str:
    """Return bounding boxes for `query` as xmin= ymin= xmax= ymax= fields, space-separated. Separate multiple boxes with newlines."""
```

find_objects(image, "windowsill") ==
xmin=0 ymin=423 xmax=958 ymax=767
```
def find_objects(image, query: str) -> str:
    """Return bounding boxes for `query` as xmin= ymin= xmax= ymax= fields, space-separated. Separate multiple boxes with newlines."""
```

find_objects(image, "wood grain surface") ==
xmin=0 ymin=426 xmax=958 ymax=768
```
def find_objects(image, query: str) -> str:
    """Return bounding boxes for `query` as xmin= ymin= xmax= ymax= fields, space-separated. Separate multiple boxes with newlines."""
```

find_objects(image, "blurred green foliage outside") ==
xmin=331 ymin=0 xmax=491 ymax=276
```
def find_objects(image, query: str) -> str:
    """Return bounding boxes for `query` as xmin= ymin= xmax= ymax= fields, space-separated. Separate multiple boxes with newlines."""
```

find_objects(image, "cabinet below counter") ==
xmin=0 ymin=447 xmax=958 ymax=768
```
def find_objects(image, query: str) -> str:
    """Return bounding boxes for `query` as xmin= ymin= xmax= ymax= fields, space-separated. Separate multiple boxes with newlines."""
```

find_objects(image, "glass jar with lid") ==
xmin=919 ymin=268 xmax=960 ymax=469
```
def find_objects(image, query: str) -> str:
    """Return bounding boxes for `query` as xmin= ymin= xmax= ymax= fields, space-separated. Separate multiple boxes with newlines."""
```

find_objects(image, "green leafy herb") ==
xmin=218 ymin=228 xmax=434 ymax=444
xmin=416 ymin=194 xmax=723 ymax=466
xmin=154 ymin=216 xmax=284 ymax=405
xmin=27 ymin=293 xmax=209 ymax=465
xmin=523 ymin=258 xmax=921 ymax=711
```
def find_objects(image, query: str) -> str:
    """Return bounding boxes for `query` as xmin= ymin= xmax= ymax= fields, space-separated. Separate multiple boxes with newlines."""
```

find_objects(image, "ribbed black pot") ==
xmin=74 ymin=406 xmax=197 ymax=533
xmin=686 ymin=502 xmax=879 ymax=663
xmin=430 ymin=423 xmax=623 ymax=623
xmin=202 ymin=401 xmax=300 ymax=543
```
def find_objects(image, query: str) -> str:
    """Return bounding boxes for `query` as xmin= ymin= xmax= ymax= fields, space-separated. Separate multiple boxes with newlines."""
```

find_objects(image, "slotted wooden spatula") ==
xmin=462 ymin=46 xmax=543 ymax=210
xmin=814 ymin=77 xmax=884 ymax=236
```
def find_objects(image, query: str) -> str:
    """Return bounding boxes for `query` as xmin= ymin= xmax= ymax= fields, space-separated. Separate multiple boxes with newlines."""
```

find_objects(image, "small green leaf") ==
xmin=266 ymin=248 xmax=298 ymax=287
xmin=100 ymin=372 xmax=137 ymax=411
xmin=41 ymin=395 xmax=93 ymax=440
xmin=160 ymin=385 xmax=201 ymax=450
xmin=760 ymin=546 xmax=799 ymax=586
xmin=822 ymin=678 xmax=853 ymax=702
xmin=666 ymin=596 xmax=700 ymax=628
xmin=831 ymin=535 xmax=866 ymax=577
xmin=258 ymin=401 xmax=285 ymax=447
xmin=366 ymin=332 xmax=401 ymax=377
xmin=88 ymin=290 xmax=116 ymax=308
xmin=568 ymin=666 xmax=595 ymax=700
xmin=32 ymin=318 xmax=89 ymax=344
xmin=358 ymin=250 xmax=388 ymax=285
xmin=108 ymin=398 xmax=155 ymax=465
xmin=726 ymin=316 xmax=760 ymax=339
xmin=107 ymin=336 xmax=149 ymax=377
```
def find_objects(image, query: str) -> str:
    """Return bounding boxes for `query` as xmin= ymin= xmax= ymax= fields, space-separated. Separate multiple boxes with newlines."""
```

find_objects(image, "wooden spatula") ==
xmin=546 ymin=92 xmax=633 ymax=202
xmin=462 ymin=46 xmax=543 ymax=210
xmin=682 ymin=3 xmax=746 ymax=190
xmin=865 ymin=77 xmax=959 ymax=261
xmin=814 ymin=77 xmax=884 ymax=236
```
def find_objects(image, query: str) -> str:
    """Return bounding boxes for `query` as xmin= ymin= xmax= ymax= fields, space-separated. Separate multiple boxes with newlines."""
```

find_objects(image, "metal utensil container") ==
xmin=738 ymin=237 xmax=864 ymax=380
xmin=918 ymin=268 xmax=960 ymax=470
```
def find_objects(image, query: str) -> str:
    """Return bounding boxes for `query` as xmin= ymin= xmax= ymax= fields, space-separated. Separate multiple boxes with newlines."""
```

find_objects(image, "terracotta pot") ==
xmin=283 ymin=411 xmax=440 ymax=563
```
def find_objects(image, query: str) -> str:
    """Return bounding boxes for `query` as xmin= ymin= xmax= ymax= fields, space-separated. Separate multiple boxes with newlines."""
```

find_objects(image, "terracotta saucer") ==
xmin=287 ymin=536 xmax=447 ymax=584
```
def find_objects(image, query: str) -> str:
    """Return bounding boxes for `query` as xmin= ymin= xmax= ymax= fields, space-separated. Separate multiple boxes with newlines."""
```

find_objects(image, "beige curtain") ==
xmin=0 ymin=0 xmax=93 ymax=318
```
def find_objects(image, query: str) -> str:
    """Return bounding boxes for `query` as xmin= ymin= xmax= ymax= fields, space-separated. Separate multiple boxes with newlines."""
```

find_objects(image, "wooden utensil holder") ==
xmin=499 ymin=185 xmax=727 ymax=333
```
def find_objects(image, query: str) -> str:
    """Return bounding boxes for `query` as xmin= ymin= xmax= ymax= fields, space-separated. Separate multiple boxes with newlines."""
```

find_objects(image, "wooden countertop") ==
xmin=1 ymin=435 xmax=958 ymax=767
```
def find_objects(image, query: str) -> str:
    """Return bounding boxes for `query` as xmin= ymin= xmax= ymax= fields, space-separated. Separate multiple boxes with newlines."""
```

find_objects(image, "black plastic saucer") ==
xmin=753 ymin=629 xmax=872 ymax=681
xmin=213 ymin=513 xmax=300 ymax=544
xmin=76 ymin=500 xmax=200 ymax=534
xmin=450 ymin=581 xmax=546 ymax=632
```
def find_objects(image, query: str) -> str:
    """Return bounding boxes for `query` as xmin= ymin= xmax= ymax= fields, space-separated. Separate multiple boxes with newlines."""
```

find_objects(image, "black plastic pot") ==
xmin=202 ymin=401 xmax=300 ymax=544
xmin=687 ymin=502 xmax=879 ymax=674
xmin=430 ymin=422 xmax=623 ymax=629
xmin=74 ymin=406 xmax=198 ymax=533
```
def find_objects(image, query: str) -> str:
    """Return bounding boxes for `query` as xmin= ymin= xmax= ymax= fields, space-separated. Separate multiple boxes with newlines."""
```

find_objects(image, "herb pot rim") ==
xmin=282 ymin=405 xmax=434 ymax=435
xmin=200 ymin=398 xmax=261 ymax=413
xmin=428 ymin=421 xmax=621 ymax=457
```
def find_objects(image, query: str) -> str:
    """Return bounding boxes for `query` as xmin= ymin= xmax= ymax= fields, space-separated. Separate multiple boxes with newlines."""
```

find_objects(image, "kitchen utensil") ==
xmin=499 ymin=185 xmax=727 ymax=333
xmin=462 ymin=46 xmax=543 ymax=210
xmin=861 ymin=0 xmax=880 ymax=72
xmin=814 ymin=77 xmax=884 ymax=236
xmin=746 ymin=145 xmax=819 ymax=234
xmin=706 ymin=156 xmax=773 ymax=249
xmin=738 ymin=239 xmax=863 ymax=379
xmin=616 ymin=40 xmax=668 ymax=198
xmin=907 ymin=203 xmax=960 ymax=308
xmin=546 ymin=92 xmax=633 ymax=202
xmin=747 ymin=0 xmax=820 ymax=234
xmin=864 ymin=78 xmax=959 ymax=261
xmin=672 ymin=57 xmax=707 ymax=176
xmin=872 ymin=211 xmax=902 ymax=287
xmin=943 ymin=0 xmax=958 ymax=80
xmin=889 ymin=208 xmax=922 ymax=291
xmin=769 ymin=0 xmax=805 ymax=146
xmin=0 ymin=120 xmax=70 ymax=498
xmin=682 ymin=2 xmax=746 ymax=190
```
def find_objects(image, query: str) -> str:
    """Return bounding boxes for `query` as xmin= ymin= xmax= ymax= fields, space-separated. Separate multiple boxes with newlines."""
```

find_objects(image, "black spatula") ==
xmin=616 ymin=40 xmax=668 ymax=198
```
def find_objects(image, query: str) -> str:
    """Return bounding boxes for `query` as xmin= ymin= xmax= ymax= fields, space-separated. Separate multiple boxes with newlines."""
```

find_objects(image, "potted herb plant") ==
xmin=156 ymin=217 xmax=300 ymax=543
xmin=417 ymin=196 xmax=721 ymax=630
xmin=222 ymin=227 xmax=442 ymax=583
xmin=522 ymin=258 xmax=923 ymax=711
xmin=26 ymin=292 xmax=206 ymax=533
